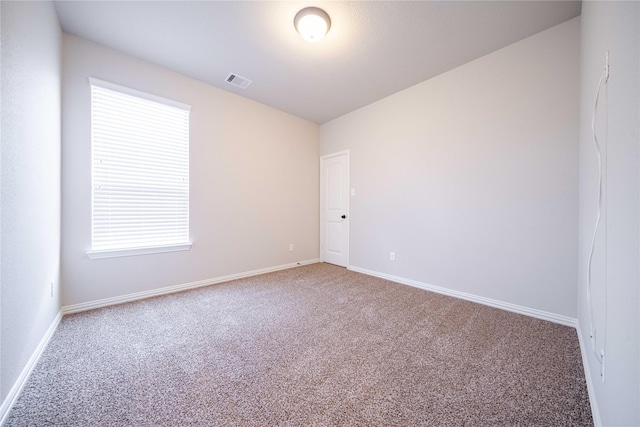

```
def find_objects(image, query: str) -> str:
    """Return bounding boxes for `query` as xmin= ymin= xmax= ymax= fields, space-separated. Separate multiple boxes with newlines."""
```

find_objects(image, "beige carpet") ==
xmin=6 ymin=263 xmax=592 ymax=426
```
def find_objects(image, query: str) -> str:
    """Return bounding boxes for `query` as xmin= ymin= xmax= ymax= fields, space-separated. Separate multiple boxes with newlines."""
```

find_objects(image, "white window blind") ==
xmin=89 ymin=77 xmax=191 ymax=256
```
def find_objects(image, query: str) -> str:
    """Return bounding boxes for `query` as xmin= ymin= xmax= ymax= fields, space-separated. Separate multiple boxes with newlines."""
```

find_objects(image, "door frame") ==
xmin=320 ymin=149 xmax=350 ymax=267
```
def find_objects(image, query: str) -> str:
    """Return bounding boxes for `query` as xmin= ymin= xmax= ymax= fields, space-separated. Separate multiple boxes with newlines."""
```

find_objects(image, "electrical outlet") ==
xmin=50 ymin=282 xmax=54 ymax=297
xmin=604 ymin=51 xmax=609 ymax=82
xmin=389 ymin=252 xmax=396 ymax=261
xmin=600 ymin=350 xmax=606 ymax=383
xmin=289 ymin=244 xmax=294 ymax=252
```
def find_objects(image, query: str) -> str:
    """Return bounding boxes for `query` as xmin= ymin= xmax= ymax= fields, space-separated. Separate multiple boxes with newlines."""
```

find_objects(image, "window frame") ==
xmin=86 ymin=77 xmax=192 ymax=260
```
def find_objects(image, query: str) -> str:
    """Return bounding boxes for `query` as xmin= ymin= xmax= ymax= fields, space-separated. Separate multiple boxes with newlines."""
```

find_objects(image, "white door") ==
xmin=320 ymin=150 xmax=349 ymax=267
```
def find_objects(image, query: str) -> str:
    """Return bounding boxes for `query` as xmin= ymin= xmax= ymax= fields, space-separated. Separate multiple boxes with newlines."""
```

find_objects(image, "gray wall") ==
xmin=321 ymin=18 xmax=580 ymax=318
xmin=0 ymin=0 xmax=62 ymax=402
xmin=61 ymin=35 xmax=320 ymax=306
xmin=578 ymin=2 xmax=639 ymax=425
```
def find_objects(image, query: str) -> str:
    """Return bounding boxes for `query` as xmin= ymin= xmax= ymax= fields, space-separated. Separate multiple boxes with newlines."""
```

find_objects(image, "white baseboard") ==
xmin=348 ymin=265 xmax=577 ymax=327
xmin=576 ymin=322 xmax=601 ymax=427
xmin=0 ymin=310 xmax=62 ymax=426
xmin=62 ymin=259 xmax=321 ymax=315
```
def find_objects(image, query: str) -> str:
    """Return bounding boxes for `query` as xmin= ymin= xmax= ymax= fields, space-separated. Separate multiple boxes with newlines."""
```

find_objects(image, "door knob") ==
xmin=341 ymin=215 xmax=346 ymax=219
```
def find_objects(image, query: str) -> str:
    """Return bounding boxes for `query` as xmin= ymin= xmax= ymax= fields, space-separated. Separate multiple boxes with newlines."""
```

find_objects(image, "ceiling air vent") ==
xmin=225 ymin=73 xmax=252 ymax=89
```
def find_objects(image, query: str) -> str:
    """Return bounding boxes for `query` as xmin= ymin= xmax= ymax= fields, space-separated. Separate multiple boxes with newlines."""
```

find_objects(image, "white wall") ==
xmin=321 ymin=18 xmax=580 ymax=318
xmin=62 ymin=34 xmax=319 ymax=306
xmin=578 ymin=2 xmax=639 ymax=425
xmin=0 ymin=0 xmax=62 ymax=402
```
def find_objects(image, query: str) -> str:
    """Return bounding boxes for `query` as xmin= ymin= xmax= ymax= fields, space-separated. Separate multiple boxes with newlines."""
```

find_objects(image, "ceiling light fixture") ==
xmin=294 ymin=7 xmax=331 ymax=43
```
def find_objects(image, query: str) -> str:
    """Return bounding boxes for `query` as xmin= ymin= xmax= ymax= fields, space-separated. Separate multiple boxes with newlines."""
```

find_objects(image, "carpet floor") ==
xmin=6 ymin=263 xmax=592 ymax=426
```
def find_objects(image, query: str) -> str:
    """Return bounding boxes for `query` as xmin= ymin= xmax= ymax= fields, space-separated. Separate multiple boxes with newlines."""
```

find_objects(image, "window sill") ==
xmin=87 ymin=243 xmax=192 ymax=260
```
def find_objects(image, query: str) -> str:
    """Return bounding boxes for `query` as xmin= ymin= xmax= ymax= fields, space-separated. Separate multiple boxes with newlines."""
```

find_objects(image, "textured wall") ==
xmin=61 ymin=34 xmax=320 ymax=306
xmin=578 ymin=2 xmax=639 ymax=425
xmin=320 ymin=18 xmax=580 ymax=318
xmin=0 ymin=1 xmax=62 ymax=401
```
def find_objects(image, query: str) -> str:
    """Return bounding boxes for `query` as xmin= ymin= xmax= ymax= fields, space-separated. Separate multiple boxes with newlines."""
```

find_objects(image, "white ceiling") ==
xmin=54 ymin=1 xmax=581 ymax=124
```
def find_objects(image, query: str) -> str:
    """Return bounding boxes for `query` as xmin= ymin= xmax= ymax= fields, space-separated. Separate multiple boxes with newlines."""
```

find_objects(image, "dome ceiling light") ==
xmin=294 ymin=7 xmax=331 ymax=43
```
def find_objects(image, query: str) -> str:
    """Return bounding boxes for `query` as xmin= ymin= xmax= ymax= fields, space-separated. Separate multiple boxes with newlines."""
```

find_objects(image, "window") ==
xmin=88 ymin=78 xmax=191 ymax=259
